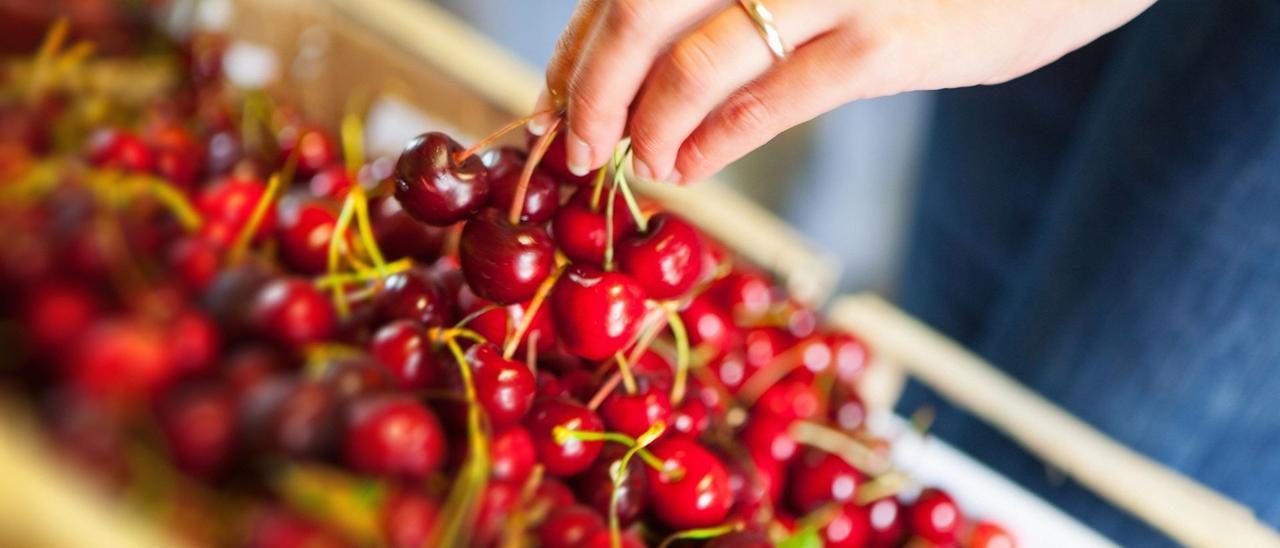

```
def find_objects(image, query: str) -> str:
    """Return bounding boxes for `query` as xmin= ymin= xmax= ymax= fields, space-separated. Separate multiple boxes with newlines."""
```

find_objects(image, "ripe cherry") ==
xmin=474 ymin=480 xmax=521 ymax=544
xmin=679 ymin=294 xmax=739 ymax=359
xmin=524 ymin=398 xmax=604 ymax=477
xmin=276 ymin=202 xmax=341 ymax=275
xmin=706 ymin=531 xmax=773 ymax=548
xmin=550 ymin=188 xmax=636 ymax=266
xmin=276 ymin=124 xmax=338 ymax=179
xmin=533 ymin=130 xmax=592 ymax=186
xmin=266 ymin=381 xmax=340 ymax=458
xmin=247 ymin=277 xmax=336 ymax=348
xmin=969 ymin=520 xmax=1017 ymax=548
xmin=671 ymin=396 xmax=711 ymax=438
xmin=535 ymin=477 xmax=579 ymax=507
xmin=369 ymin=196 xmax=446 ymax=263
xmin=69 ymin=318 xmax=175 ymax=402
xmin=197 ymin=174 xmax=276 ymax=241
xmin=465 ymin=343 xmax=536 ymax=428
xmin=87 ymin=128 xmax=154 ymax=172
xmin=22 ymin=279 xmax=101 ymax=355
xmin=322 ymin=358 xmax=396 ymax=400
xmin=617 ymin=213 xmax=703 ymax=300
xmin=147 ymin=123 xmax=203 ymax=189
xmin=645 ymin=435 xmax=733 ymax=529
xmin=573 ymin=444 xmax=648 ymax=526
xmin=167 ymin=236 xmax=221 ymax=292
xmin=742 ymin=413 xmax=799 ymax=464
xmin=459 ymin=208 xmax=555 ymax=305
xmin=828 ymin=332 xmax=871 ymax=386
xmin=756 ymin=376 xmax=822 ymax=421
xmin=343 ymin=395 xmax=446 ymax=480
xmin=709 ymin=270 xmax=775 ymax=320
xmin=247 ymin=509 xmax=347 ymax=548
xmin=788 ymin=449 xmax=864 ymax=514
xmin=375 ymin=268 xmax=452 ymax=327
xmin=910 ymin=488 xmax=964 ymax=544
xmin=600 ymin=380 xmax=671 ymax=438
xmin=369 ymin=320 xmax=442 ymax=390
xmin=821 ymin=503 xmax=873 ymax=548
xmin=483 ymin=146 xmax=560 ymax=223
xmin=166 ymin=309 xmax=221 ymax=378
xmin=159 ymin=383 xmax=237 ymax=480
xmin=548 ymin=264 xmax=647 ymax=361
xmin=830 ymin=386 xmax=867 ymax=432
xmin=582 ymin=529 xmax=645 ymax=548
xmin=490 ymin=426 xmax=536 ymax=483
xmin=381 ymin=489 xmax=439 ymax=548
xmin=393 ymin=132 xmax=489 ymax=226
xmin=866 ymin=496 xmax=907 ymax=546
xmin=537 ymin=504 xmax=605 ymax=548
xmin=308 ymin=165 xmax=354 ymax=199
xmin=465 ymin=299 xmax=557 ymax=356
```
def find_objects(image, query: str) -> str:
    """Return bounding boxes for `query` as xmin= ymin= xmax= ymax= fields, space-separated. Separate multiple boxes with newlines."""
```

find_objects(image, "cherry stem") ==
xmin=119 ymin=174 xmax=203 ymax=231
xmin=613 ymin=145 xmax=648 ymax=233
xmin=665 ymin=307 xmax=691 ymax=405
xmin=788 ymin=421 xmax=891 ymax=476
xmin=327 ymin=188 xmax=359 ymax=317
xmin=854 ymin=471 xmax=908 ymax=505
xmin=453 ymin=109 xmax=557 ymax=165
xmin=227 ymin=172 xmax=283 ymax=265
xmin=503 ymin=265 xmax=562 ymax=360
xmin=587 ymin=371 xmax=623 ymax=412
xmin=340 ymin=88 xmax=370 ymax=175
xmin=349 ymin=185 xmax=389 ymax=274
xmin=657 ymin=523 xmax=743 ymax=548
xmin=312 ymin=258 xmax=412 ymax=289
xmin=610 ymin=421 xmax=667 ymax=546
xmin=508 ymin=117 xmax=563 ymax=225
xmin=551 ymin=427 xmax=676 ymax=479
xmin=603 ymin=166 xmax=621 ymax=272
xmin=615 ymin=351 xmax=638 ymax=395
xmin=431 ymin=335 xmax=492 ymax=548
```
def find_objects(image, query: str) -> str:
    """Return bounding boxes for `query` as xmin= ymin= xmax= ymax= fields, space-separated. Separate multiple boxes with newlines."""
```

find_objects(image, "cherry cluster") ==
xmin=0 ymin=20 xmax=1014 ymax=548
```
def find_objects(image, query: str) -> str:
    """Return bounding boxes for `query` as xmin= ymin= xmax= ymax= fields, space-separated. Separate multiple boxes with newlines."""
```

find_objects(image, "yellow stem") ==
xmin=226 ymin=173 xmax=283 ymax=264
xmin=502 ymin=265 xmax=562 ymax=360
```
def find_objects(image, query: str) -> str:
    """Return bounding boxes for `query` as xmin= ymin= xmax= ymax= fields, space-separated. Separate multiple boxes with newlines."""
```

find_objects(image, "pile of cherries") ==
xmin=0 ymin=19 xmax=1014 ymax=548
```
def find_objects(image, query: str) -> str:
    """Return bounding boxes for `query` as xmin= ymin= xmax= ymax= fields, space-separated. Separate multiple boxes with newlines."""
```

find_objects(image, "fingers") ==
xmin=627 ymin=0 xmax=841 ymax=182
xmin=558 ymin=0 xmax=722 ymax=176
xmin=531 ymin=0 xmax=605 ymax=136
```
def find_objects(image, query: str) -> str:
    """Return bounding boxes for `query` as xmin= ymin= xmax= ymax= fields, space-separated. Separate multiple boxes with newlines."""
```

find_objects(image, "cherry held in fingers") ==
xmin=548 ymin=264 xmax=647 ymax=361
xmin=393 ymin=132 xmax=489 ymax=226
xmin=459 ymin=208 xmax=555 ymax=305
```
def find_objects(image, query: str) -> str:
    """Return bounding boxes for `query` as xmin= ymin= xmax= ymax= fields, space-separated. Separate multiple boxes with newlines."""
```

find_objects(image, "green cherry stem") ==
xmin=226 ymin=172 xmax=283 ymax=264
xmin=609 ymin=421 xmax=666 ymax=547
xmin=326 ymin=188 xmax=359 ymax=317
xmin=664 ymin=306 xmax=691 ymax=405
xmin=656 ymin=522 xmax=743 ymax=548
xmin=502 ymin=265 xmax=562 ymax=360
xmin=430 ymin=335 xmax=492 ymax=548
xmin=550 ymin=427 xmax=675 ymax=479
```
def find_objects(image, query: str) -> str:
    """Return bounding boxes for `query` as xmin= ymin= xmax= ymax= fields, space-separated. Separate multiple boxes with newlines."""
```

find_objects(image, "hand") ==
xmin=530 ymin=0 xmax=1155 ymax=184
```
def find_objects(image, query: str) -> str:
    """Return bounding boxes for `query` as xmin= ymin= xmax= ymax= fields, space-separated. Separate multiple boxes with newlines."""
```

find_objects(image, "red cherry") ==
xmin=247 ymin=278 xmax=336 ymax=347
xmin=821 ymin=503 xmax=873 ymax=548
xmin=197 ymin=174 xmax=276 ymax=241
xmin=147 ymin=123 xmax=203 ymax=189
xmin=600 ymin=381 xmax=671 ymax=438
xmin=465 ymin=299 xmax=558 ymax=356
xmin=969 ymin=520 xmax=1016 ymax=548
xmin=459 ymin=208 xmax=555 ymax=305
xmin=572 ymin=444 xmax=648 ymax=526
xmin=679 ymin=294 xmax=739 ymax=359
xmin=381 ymin=490 xmax=439 ymax=548
xmin=22 ymin=280 xmax=101 ymax=354
xmin=393 ymin=132 xmax=489 ymax=226
xmin=724 ymin=455 xmax=774 ymax=524
xmin=167 ymin=236 xmax=221 ymax=292
xmin=69 ymin=318 xmax=175 ymax=402
xmin=166 ymin=309 xmax=221 ymax=378
xmin=159 ymin=383 xmax=237 ymax=480
xmin=645 ymin=435 xmax=733 ymax=529
xmin=277 ymin=124 xmax=338 ymax=179
xmin=629 ymin=350 xmax=673 ymax=389
xmin=375 ymin=268 xmax=452 ymax=328
xmin=308 ymin=165 xmax=354 ymax=199
xmin=582 ymin=529 xmax=645 ymax=548
xmin=87 ymin=128 xmax=154 ymax=172
xmin=550 ymin=188 xmax=637 ymax=266
xmin=276 ymin=202 xmax=341 ymax=275
xmin=828 ymin=332 xmax=871 ymax=386
xmin=671 ymin=396 xmax=711 ymax=438
xmin=537 ymin=504 xmax=605 ymax=548
xmin=788 ymin=449 xmax=864 ymax=513
xmin=756 ymin=376 xmax=822 ymax=422
xmin=706 ymin=531 xmax=773 ymax=548
xmin=866 ymin=496 xmax=907 ymax=546
xmin=369 ymin=320 xmax=441 ymax=390
xmin=474 ymin=481 xmax=521 ymax=543
xmin=742 ymin=413 xmax=799 ymax=464
xmin=369 ymin=196 xmax=446 ymax=263
xmin=247 ymin=509 xmax=346 ymax=548
xmin=490 ymin=426 xmax=536 ymax=483
xmin=465 ymin=343 xmax=536 ymax=428
xmin=533 ymin=131 xmax=593 ymax=185
xmin=483 ymin=146 xmax=560 ymax=223
xmin=709 ymin=270 xmax=776 ymax=320
xmin=266 ymin=381 xmax=340 ymax=458
xmin=343 ymin=395 xmax=446 ymax=480
xmin=525 ymin=398 xmax=604 ymax=477
xmin=617 ymin=213 xmax=703 ymax=300
xmin=535 ymin=477 xmax=579 ymax=507
xmin=910 ymin=488 xmax=964 ymax=543
xmin=548 ymin=264 xmax=647 ymax=361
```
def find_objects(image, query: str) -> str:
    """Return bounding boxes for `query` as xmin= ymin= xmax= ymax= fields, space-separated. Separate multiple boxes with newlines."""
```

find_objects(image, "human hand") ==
xmin=530 ymin=0 xmax=1154 ymax=184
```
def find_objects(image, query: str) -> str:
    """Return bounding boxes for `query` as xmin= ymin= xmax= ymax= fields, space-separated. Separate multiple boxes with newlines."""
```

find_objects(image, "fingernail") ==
xmin=528 ymin=117 xmax=548 ymax=136
xmin=528 ymin=90 xmax=551 ymax=136
xmin=565 ymin=131 xmax=592 ymax=177
xmin=632 ymin=158 xmax=653 ymax=180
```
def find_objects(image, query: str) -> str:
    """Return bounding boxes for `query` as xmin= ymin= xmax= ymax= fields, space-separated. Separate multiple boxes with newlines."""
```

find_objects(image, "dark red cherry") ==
xmin=147 ymin=123 xmax=203 ymax=189
xmin=465 ymin=343 xmax=536 ymax=428
xmin=277 ymin=124 xmax=338 ymax=179
xmin=247 ymin=277 xmax=336 ymax=347
xmin=369 ymin=196 xmax=446 ymax=263
xmin=525 ymin=398 xmax=604 ymax=477
xmin=322 ymin=358 xmax=396 ymax=400
xmin=266 ymin=381 xmax=340 ymax=458
xmin=531 ymin=130 xmax=593 ymax=186
xmin=617 ymin=214 xmax=703 ymax=300
xmin=375 ymin=268 xmax=452 ymax=327
xmin=466 ymin=299 xmax=558 ymax=356
xmin=582 ymin=529 xmax=645 ymax=548
xmin=393 ymin=132 xmax=489 ymax=226
xmin=159 ymin=383 xmax=237 ymax=480
xmin=459 ymin=208 xmax=555 ymax=305
xmin=551 ymin=188 xmax=636 ymax=265
xmin=87 ymin=128 xmax=153 ymax=172
xmin=645 ymin=435 xmax=733 ymax=529
xmin=247 ymin=509 xmax=347 ymax=548
xmin=167 ymin=236 xmax=221 ymax=292
xmin=538 ymin=504 xmax=605 ymax=548
xmin=548 ymin=264 xmax=647 ymax=360
xmin=343 ymin=395 xmax=446 ymax=480
xmin=197 ymin=174 xmax=276 ymax=241
xmin=166 ymin=309 xmax=221 ymax=378
xmin=679 ymin=294 xmax=739 ymax=359
xmin=69 ymin=318 xmax=175 ymax=402
xmin=573 ymin=444 xmax=648 ymax=526
xmin=483 ymin=146 xmax=560 ymax=223
xmin=490 ymin=426 xmax=537 ymax=483
xmin=276 ymin=202 xmax=341 ymax=275
xmin=968 ymin=520 xmax=1016 ymax=548
xmin=822 ymin=503 xmax=873 ymax=548
xmin=788 ymin=449 xmax=864 ymax=514
xmin=369 ymin=320 xmax=442 ymax=390
xmin=866 ymin=496 xmax=907 ymax=546
xmin=910 ymin=488 xmax=964 ymax=543
xmin=22 ymin=280 xmax=101 ymax=354
xmin=600 ymin=381 xmax=671 ymax=438
xmin=308 ymin=165 xmax=354 ymax=199
xmin=629 ymin=350 xmax=673 ymax=390
xmin=535 ymin=477 xmax=579 ymax=507
xmin=381 ymin=489 xmax=439 ymax=548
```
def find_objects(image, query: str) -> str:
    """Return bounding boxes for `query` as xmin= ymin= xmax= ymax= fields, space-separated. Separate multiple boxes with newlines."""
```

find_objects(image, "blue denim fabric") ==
xmin=898 ymin=0 xmax=1280 ymax=545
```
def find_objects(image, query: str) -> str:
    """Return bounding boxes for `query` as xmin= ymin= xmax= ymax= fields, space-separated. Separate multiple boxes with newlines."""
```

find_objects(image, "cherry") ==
xmin=246 ymin=510 xmax=347 ymax=548
xmin=375 ymin=268 xmax=452 ymax=328
xmin=524 ymin=398 xmax=604 ymax=477
xmin=724 ymin=454 xmax=774 ymax=524
xmin=600 ymin=380 xmax=671 ymax=438
xmin=706 ymin=532 xmax=772 ymax=548
xmin=548 ymin=264 xmax=647 ymax=361
xmin=709 ymin=270 xmax=776 ymax=320
xmin=969 ymin=520 xmax=1016 ymax=548
xmin=822 ymin=503 xmax=873 ymax=548
xmin=381 ymin=489 xmax=439 ymax=548
xmin=788 ymin=449 xmax=864 ymax=514
xmin=266 ymin=381 xmax=340 ymax=458
xmin=69 ymin=318 xmax=175 ymax=402
xmin=483 ymin=146 xmax=560 ymax=223
xmin=165 ymin=308 xmax=221 ymax=378
xmin=532 ymin=130 xmax=593 ymax=186
xmin=22 ymin=279 xmax=101 ymax=354
xmin=679 ymin=294 xmax=739 ymax=359
xmin=167 ymin=236 xmax=221 ymax=292
xmin=551 ymin=188 xmax=636 ymax=265
xmin=86 ymin=128 xmax=154 ymax=172
xmin=490 ymin=426 xmax=536 ymax=483
xmin=830 ymin=386 xmax=867 ymax=432
xmin=393 ymin=132 xmax=489 ymax=226
xmin=276 ymin=201 xmax=341 ymax=275
xmin=197 ymin=174 xmax=276 ymax=241
xmin=573 ymin=444 xmax=648 ymax=526
xmin=645 ymin=435 xmax=733 ymax=529
xmin=670 ymin=396 xmax=711 ymax=438
xmin=828 ymin=332 xmax=871 ymax=386
xmin=276 ymin=124 xmax=338 ymax=179
xmin=582 ymin=529 xmax=645 ymax=548
xmin=459 ymin=208 xmax=555 ymax=305
xmin=159 ymin=383 xmax=237 ymax=479
xmin=465 ymin=299 xmax=557 ymax=356
xmin=535 ymin=477 xmax=579 ymax=507
xmin=537 ymin=504 xmax=605 ymax=548
xmin=369 ymin=196 xmax=446 ymax=263
xmin=866 ymin=496 xmax=907 ymax=546
xmin=617 ymin=213 xmax=703 ymax=300
xmin=756 ymin=376 xmax=822 ymax=422
xmin=465 ymin=342 xmax=536 ymax=428
xmin=742 ymin=413 xmax=799 ymax=464
xmin=321 ymin=358 xmax=396 ymax=400
xmin=910 ymin=488 xmax=964 ymax=544
xmin=247 ymin=277 xmax=336 ymax=348
xmin=147 ymin=123 xmax=202 ymax=188
xmin=369 ymin=320 xmax=442 ymax=390
xmin=629 ymin=350 xmax=673 ymax=390
xmin=474 ymin=480 xmax=521 ymax=544
xmin=343 ymin=395 xmax=446 ymax=480
xmin=308 ymin=165 xmax=354 ymax=199
xmin=743 ymin=327 xmax=795 ymax=377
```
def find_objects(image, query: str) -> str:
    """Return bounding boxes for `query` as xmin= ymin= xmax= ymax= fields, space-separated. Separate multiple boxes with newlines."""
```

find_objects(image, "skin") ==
xmin=530 ymin=0 xmax=1157 ymax=184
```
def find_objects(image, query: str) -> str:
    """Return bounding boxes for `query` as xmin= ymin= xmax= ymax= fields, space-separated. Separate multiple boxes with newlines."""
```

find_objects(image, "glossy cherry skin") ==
xmin=381 ymin=489 xmax=439 ymax=548
xmin=87 ymin=128 xmax=154 ymax=172
xmin=671 ymin=396 xmax=711 ymax=438
xmin=524 ymin=398 xmax=604 ymax=477
xmin=532 ymin=131 xmax=594 ymax=185
xmin=159 ymin=383 xmax=237 ymax=480
xmin=343 ymin=395 xmax=446 ymax=481
xmin=375 ymin=268 xmax=451 ymax=328
xmin=197 ymin=174 xmax=277 ymax=241
xmin=69 ymin=318 xmax=175 ymax=402
xmin=550 ymin=188 xmax=636 ymax=265
xmin=393 ymin=132 xmax=489 ymax=226
xmin=247 ymin=509 xmax=347 ymax=548
xmin=538 ymin=504 xmax=605 ymax=548
xmin=573 ymin=444 xmax=648 ymax=525
xmin=788 ymin=449 xmax=865 ymax=514
xmin=474 ymin=481 xmax=521 ymax=544
xmin=308 ymin=165 xmax=353 ymax=199
xmin=466 ymin=299 xmax=558 ymax=356
xmin=322 ymin=359 xmax=396 ymax=401
xmin=866 ymin=496 xmax=907 ymax=546
xmin=968 ymin=520 xmax=1016 ymax=548
xmin=910 ymin=488 xmax=964 ymax=543
xmin=549 ymin=264 xmax=648 ymax=361
xmin=459 ymin=208 xmax=555 ymax=305
xmin=247 ymin=278 xmax=336 ymax=348
xmin=679 ymin=294 xmax=740 ymax=359
xmin=265 ymin=381 xmax=340 ymax=458
xmin=369 ymin=320 xmax=442 ymax=390
xmin=743 ymin=413 xmax=799 ymax=465
xmin=709 ymin=269 xmax=776 ymax=320
xmin=276 ymin=124 xmax=338 ymax=179
xmin=600 ymin=381 xmax=671 ymax=438
xmin=617 ymin=213 xmax=703 ymax=300
xmin=465 ymin=343 xmax=536 ymax=428
xmin=645 ymin=435 xmax=733 ymax=529
xmin=167 ymin=236 xmax=220 ymax=292
xmin=483 ymin=147 xmax=560 ymax=223
xmin=582 ymin=529 xmax=645 ymax=548
xmin=822 ymin=503 xmax=873 ymax=548
xmin=166 ymin=309 xmax=221 ymax=378
xmin=756 ymin=376 xmax=822 ymax=422
xmin=276 ymin=202 xmax=340 ymax=275
xmin=830 ymin=386 xmax=867 ymax=432
xmin=490 ymin=426 xmax=537 ymax=483
xmin=827 ymin=332 xmax=871 ymax=386
xmin=369 ymin=196 xmax=446 ymax=263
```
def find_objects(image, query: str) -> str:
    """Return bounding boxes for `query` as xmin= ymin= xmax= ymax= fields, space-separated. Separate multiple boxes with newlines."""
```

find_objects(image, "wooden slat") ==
xmin=827 ymin=293 xmax=1280 ymax=548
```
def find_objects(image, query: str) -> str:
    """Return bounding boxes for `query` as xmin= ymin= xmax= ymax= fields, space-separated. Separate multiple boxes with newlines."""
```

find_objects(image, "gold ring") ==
xmin=737 ymin=0 xmax=791 ymax=61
